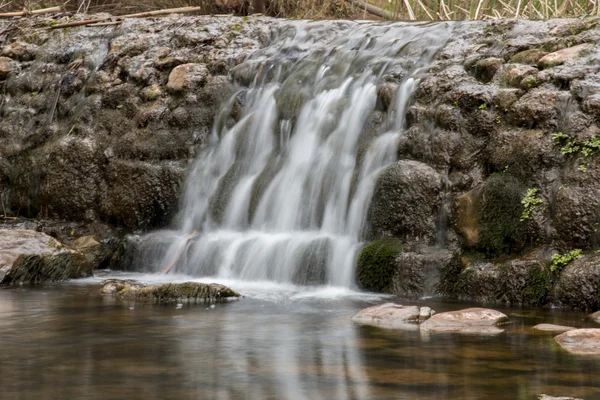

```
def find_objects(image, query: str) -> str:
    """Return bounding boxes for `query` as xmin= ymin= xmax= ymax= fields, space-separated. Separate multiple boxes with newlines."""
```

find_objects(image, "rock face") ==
xmin=100 ymin=280 xmax=241 ymax=303
xmin=0 ymin=15 xmax=272 ymax=229
xmin=0 ymin=229 xmax=91 ymax=284
xmin=420 ymin=308 xmax=509 ymax=334
xmin=554 ymin=328 xmax=600 ymax=355
xmin=532 ymin=324 xmax=575 ymax=333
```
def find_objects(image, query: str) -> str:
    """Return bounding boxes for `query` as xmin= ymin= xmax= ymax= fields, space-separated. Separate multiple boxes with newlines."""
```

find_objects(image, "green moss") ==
xmin=356 ymin=238 xmax=403 ymax=292
xmin=520 ymin=264 xmax=552 ymax=306
xmin=478 ymin=174 xmax=527 ymax=257
xmin=509 ymin=49 xmax=546 ymax=65
xmin=550 ymin=249 xmax=583 ymax=273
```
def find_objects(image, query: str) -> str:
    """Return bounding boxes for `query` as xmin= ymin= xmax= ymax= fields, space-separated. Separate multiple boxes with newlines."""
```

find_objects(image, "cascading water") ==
xmin=154 ymin=20 xmax=452 ymax=287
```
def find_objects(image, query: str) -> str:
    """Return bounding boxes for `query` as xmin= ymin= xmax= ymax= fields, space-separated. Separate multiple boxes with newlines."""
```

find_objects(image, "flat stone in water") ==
xmin=420 ymin=307 xmax=509 ymax=335
xmin=352 ymin=303 xmax=420 ymax=329
xmin=537 ymin=395 xmax=584 ymax=400
xmin=588 ymin=311 xmax=600 ymax=324
xmin=100 ymin=280 xmax=241 ymax=303
xmin=532 ymin=324 xmax=576 ymax=334
xmin=554 ymin=328 xmax=600 ymax=355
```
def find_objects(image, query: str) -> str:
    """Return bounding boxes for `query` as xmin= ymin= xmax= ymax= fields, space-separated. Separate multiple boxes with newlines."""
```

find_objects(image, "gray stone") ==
xmin=100 ymin=280 xmax=241 ymax=303
xmin=0 ymin=229 xmax=91 ymax=284
xmin=554 ymin=328 xmax=600 ymax=355
xmin=352 ymin=303 xmax=420 ymax=329
xmin=532 ymin=324 xmax=576 ymax=333
xmin=420 ymin=308 xmax=509 ymax=334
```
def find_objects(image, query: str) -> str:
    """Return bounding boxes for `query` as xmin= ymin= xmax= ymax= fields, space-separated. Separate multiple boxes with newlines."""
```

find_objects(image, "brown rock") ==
xmin=538 ymin=43 xmax=594 ymax=69
xmin=532 ymin=324 xmax=576 ymax=334
xmin=452 ymin=187 xmax=482 ymax=247
xmin=0 ymin=56 xmax=15 ymax=79
xmin=420 ymin=307 xmax=509 ymax=334
xmin=554 ymin=328 xmax=600 ymax=355
xmin=352 ymin=303 xmax=420 ymax=329
xmin=167 ymin=63 xmax=209 ymax=93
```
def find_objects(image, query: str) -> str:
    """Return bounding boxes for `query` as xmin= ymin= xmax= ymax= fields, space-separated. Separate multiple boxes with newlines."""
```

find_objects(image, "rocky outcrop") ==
xmin=0 ymin=229 xmax=91 ymax=284
xmin=420 ymin=307 xmax=509 ymax=334
xmin=100 ymin=280 xmax=241 ymax=303
xmin=554 ymin=328 xmax=600 ymax=355
xmin=0 ymin=15 xmax=272 ymax=229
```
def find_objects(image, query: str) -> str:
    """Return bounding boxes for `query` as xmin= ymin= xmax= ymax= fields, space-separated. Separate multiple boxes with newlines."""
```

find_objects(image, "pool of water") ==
xmin=1 ymin=272 xmax=599 ymax=400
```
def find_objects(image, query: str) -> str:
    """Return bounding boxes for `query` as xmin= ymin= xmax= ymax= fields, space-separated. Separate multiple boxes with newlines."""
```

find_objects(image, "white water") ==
xmin=151 ymin=21 xmax=452 ymax=287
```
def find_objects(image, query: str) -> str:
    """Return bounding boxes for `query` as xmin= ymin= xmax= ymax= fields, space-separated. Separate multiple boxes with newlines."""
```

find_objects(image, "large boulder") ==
xmin=366 ymin=160 xmax=444 ymax=242
xmin=0 ymin=229 xmax=91 ymax=284
xmin=420 ymin=307 xmax=509 ymax=334
xmin=100 ymin=280 xmax=241 ymax=303
xmin=553 ymin=254 xmax=600 ymax=311
xmin=554 ymin=328 xmax=600 ymax=355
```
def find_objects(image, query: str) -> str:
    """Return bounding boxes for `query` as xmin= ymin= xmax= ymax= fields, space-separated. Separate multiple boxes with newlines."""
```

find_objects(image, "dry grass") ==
xmin=0 ymin=0 xmax=598 ymax=19
xmin=371 ymin=0 xmax=600 ymax=19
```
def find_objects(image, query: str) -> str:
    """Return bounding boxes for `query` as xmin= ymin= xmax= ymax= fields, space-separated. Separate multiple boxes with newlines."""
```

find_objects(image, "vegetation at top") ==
xmin=2 ymin=0 xmax=600 ymax=20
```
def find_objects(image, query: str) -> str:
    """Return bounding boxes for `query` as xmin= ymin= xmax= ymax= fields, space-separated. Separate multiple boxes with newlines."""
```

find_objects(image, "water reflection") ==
xmin=0 ymin=284 xmax=599 ymax=400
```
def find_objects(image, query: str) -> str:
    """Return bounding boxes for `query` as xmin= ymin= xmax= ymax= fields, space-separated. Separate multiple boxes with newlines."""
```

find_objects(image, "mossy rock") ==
xmin=509 ymin=49 xmax=546 ymax=65
xmin=356 ymin=238 xmax=403 ymax=293
xmin=477 ymin=174 xmax=527 ymax=257
xmin=101 ymin=281 xmax=241 ymax=303
xmin=498 ymin=259 xmax=552 ymax=306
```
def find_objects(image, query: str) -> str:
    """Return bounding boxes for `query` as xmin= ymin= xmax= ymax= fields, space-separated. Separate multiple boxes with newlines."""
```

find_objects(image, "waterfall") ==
xmin=155 ymin=20 xmax=452 ymax=287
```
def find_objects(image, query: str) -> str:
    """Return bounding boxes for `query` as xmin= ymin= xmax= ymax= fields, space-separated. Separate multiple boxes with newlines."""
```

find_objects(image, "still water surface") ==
xmin=1 ymin=272 xmax=599 ymax=400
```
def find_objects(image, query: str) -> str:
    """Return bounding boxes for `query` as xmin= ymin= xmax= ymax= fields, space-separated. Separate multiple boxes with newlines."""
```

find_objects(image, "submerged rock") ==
xmin=0 ymin=229 xmax=91 ymax=284
xmin=100 ymin=280 xmax=241 ymax=303
xmin=554 ymin=328 xmax=600 ymax=355
xmin=420 ymin=308 xmax=509 ymax=334
xmin=532 ymin=324 xmax=576 ymax=334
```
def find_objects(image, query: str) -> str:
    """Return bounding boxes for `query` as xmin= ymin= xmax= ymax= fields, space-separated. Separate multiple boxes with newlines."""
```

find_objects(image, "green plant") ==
xmin=550 ymin=249 xmax=583 ymax=273
xmin=520 ymin=188 xmax=544 ymax=222
xmin=552 ymin=133 xmax=600 ymax=171
xmin=479 ymin=102 xmax=487 ymax=111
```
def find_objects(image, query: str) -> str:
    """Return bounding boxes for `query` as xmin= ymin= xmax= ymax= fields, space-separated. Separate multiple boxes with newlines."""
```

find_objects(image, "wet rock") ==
xmin=366 ymin=160 xmax=444 ymax=242
xmin=420 ymin=307 xmax=509 ymax=334
xmin=589 ymin=311 xmax=600 ymax=324
xmin=1 ymin=41 xmax=37 ymax=61
xmin=376 ymin=82 xmax=397 ymax=111
xmin=499 ymin=64 xmax=538 ymax=89
xmin=167 ymin=63 xmax=209 ymax=93
xmin=532 ymin=324 xmax=576 ymax=333
xmin=0 ymin=229 xmax=91 ymax=285
xmin=471 ymin=57 xmax=504 ymax=83
xmin=352 ymin=303 xmax=420 ymax=329
xmin=356 ymin=238 xmax=403 ymax=292
xmin=553 ymin=254 xmax=600 ymax=311
xmin=509 ymin=49 xmax=546 ymax=65
xmin=100 ymin=280 xmax=241 ymax=303
xmin=554 ymin=328 xmax=600 ymax=355
xmin=72 ymin=236 xmax=115 ymax=270
xmin=538 ymin=43 xmax=594 ymax=69
xmin=0 ymin=56 xmax=15 ymax=79
xmin=537 ymin=395 xmax=583 ymax=400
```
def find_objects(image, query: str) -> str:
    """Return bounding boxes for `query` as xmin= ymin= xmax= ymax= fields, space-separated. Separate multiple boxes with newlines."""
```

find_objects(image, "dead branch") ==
xmin=49 ymin=6 xmax=204 ymax=29
xmin=163 ymin=230 xmax=199 ymax=274
xmin=347 ymin=0 xmax=394 ymax=19
xmin=0 ymin=6 xmax=61 ymax=18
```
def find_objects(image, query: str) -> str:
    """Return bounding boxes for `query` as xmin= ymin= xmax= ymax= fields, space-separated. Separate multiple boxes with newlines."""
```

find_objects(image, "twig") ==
xmin=50 ymin=6 xmax=204 ymax=29
xmin=163 ymin=230 xmax=198 ymax=274
xmin=347 ymin=0 xmax=395 ymax=19
xmin=0 ymin=6 xmax=61 ymax=18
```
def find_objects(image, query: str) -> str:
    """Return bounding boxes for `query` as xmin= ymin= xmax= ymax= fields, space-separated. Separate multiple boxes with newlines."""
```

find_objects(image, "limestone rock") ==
xmin=352 ymin=303 xmax=420 ymax=329
xmin=553 ymin=254 xmax=600 ymax=311
xmin=100 ymin=280 xmax=241 ymax=303
xmin=589 ymin=311 xmax=600 ymax=324
xmin=420 ymin=307 xmax=509 ymax=334
xmin=72 ymin=236 xmax=115 ymax=270
xmin=532 ymin=324 xmax=576 ymax=333
xmin=366 ymin=160 xmax=444 ymax=242
xmin=537 ymin=395 xmax=583 ymax=400
xmin=472 ymin=57 xmax=504 ymax=83
xmin=167 ymin=63 xmax=209 ymax=93
xmin=0 ymin=229 xmax=91 ymax=284
xmin=538 ymin=43 xmax=594 ymax=69
xmin=554 ymin=328 xmax=600 ymax=355
xmin=0 ymin=56 xmax=15 ymax=79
